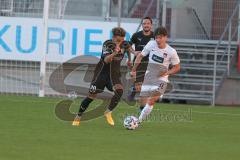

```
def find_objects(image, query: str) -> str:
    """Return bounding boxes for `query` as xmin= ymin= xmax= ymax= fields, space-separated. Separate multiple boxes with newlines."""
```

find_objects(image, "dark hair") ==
xmin=154 ymin=26 xmax=168 ymax=37
xmin=143 ymin=16 xmax=153 ymax=24
xmin=112 ymin=27 xmax=126 ymax=37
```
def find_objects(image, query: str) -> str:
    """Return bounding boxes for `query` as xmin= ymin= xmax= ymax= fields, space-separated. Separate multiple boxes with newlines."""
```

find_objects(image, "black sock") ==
xmin=130 ymin=86 xmax=136 ymax=96
xmin=139 ymin=105 xmax=145 ymax=111
xmin=128 ymin=86 xmax=136 ymax=101
xmin=108 ymin=89 xmax=123 ymax=111
xmin=78 ymin=97 xmax=93 ymax=116
xmin=130 ymin=91 xmax=136 ymax=99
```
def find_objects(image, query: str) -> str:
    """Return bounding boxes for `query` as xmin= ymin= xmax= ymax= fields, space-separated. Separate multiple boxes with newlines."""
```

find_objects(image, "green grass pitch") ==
xmin=0 ymin=95 xmax=240 ymax=160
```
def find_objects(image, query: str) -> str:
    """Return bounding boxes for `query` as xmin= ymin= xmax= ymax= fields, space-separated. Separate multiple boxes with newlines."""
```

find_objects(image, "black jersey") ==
xmin=92 ymin=40 xmax=128 ymax=86
xmin=130 ymin=31 xmax=154 ymax=83
xmin=130 ymin=31 xmax=154 ymax=51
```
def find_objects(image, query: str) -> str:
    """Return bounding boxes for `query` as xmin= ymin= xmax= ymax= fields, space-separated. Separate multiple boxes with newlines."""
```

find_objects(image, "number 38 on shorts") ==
xmin=140 ymin=81 xmax=168 ymax=97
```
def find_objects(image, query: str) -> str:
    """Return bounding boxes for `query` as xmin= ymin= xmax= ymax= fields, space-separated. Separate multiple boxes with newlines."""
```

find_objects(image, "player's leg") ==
xmin=138 ymin=81 xmax=168 ymax=123
xmin=136 ymin=83 xmax=145 ymax=111
xmin=77 ymin=93 xmax=97 ymax=116
xmin=104 ymin=83 xmax=123 ymax=126
xmin=139 ymin=81 xmax=167 ymax=123
xmin=138 ymin=93 xmax=160 ymax=123
xmin=127 ymin=67 xmax=145 ymax=102
xmin=106 ymin=84 xmax=123 ymax=111
xmin=72 ymin=92 xmax=98 ymax=126
xmin=127 ymin=82 xmax=140 ymax=99
xmin=134 ymin=69 xmax=146 ymax=110
xmin=72 ymin=76 xmax=106 ymax=126
xmin=127 ymin=84 xmax=136 ymax=101
xmin=138 ymin=84 xmax=151 ymax=122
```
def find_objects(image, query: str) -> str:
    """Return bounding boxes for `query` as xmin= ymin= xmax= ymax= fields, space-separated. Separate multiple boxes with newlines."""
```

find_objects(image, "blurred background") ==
xmin=0 ymin=0 xmax=240 ymax=105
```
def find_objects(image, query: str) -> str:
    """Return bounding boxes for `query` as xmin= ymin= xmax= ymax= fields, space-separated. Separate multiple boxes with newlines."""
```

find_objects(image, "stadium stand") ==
xmin=167 ymin=40 xmax=237 ymax=103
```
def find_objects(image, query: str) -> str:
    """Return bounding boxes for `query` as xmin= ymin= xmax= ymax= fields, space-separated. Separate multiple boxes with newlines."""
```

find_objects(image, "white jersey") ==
xmin=141 ymin=40 xmax=180 ymax=83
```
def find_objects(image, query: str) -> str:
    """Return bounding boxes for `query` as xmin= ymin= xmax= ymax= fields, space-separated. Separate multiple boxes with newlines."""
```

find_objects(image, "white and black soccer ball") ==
xmin=123 ymin=116 xmax=139 ymax=130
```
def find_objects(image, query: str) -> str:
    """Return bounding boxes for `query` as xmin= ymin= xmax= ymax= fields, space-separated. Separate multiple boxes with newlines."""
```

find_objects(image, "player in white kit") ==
xmin=131 ymin=27 xmax=181 ymax=123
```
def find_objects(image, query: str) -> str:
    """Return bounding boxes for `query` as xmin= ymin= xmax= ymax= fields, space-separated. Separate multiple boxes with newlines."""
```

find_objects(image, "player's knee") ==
xmin=115 ymin=88 xmax=123 ymax=98
xmin=148 ymin=101 xmax=154 ymax=106
xmin=148 ymin=98 xmax=157 ymax=106
xmin=88 ymin=93 xmax=97 ymax=99
xmin=149 ymin=95 xmax=161 ymax=105
xmin=114 ymin=84 xmax=123 ymax=90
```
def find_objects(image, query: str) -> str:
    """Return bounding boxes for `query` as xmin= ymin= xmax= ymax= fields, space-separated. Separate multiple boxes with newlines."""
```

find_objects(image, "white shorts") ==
xmin=140 ymin=81 xmax=168 ymax=97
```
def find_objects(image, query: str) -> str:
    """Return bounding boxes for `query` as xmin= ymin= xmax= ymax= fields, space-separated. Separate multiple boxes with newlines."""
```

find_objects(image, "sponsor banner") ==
xmin=0 ymin=17 xmax=138 ymax=62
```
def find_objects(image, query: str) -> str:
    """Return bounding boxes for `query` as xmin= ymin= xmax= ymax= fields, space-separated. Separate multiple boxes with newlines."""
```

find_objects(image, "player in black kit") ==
xmin=128 ymin=17 xmax=154 ymax=107
xmin=72 ymin=27 xmax=132 ymax=126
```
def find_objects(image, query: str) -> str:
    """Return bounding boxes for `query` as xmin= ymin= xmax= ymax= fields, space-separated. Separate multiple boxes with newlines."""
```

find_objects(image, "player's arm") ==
xmin=160 ymin=50 xmax=181 ymax=77
xmin=101 ymin=40 xmax=119 ymax=64
xmin=104 ymin=51 xmax=118 ymax=63
xmin=127 ymin=46 xmax=141 ymax=57
xmin=122 ymin=40 xmax=139 ymax=56
xmin=130 ymin=41 xmax=152 ymax=77
xmin=160 ymin=63 xmax=180 ymax=77
xmin=129 ymin=33 xmax=141 ymax=56
xmin=118 ymin=41 xmax=133 ymax=68
xmin=121 ymin=41 xmax=133 ymax=59
xmin=130 ymin=33 xmax=137 ymax=46
xmin=126 ymin=49 xmax=132 ymax=68
xmin=130 ymin=53 xmax=144 ymax=77
xmin=131 ymin=53 xmax=143 ymax=72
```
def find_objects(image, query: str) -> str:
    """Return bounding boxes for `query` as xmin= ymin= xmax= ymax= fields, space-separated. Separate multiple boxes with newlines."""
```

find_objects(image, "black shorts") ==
xmin=89 ymin=73 xmax=114 ymax=94
xmin=89 ymin=59 xmax=122 ymax=94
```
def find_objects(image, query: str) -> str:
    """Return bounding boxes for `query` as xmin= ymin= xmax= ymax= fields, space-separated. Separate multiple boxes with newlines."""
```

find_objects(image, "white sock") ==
xmin=139 ymin=103 xmax=153 ymax=123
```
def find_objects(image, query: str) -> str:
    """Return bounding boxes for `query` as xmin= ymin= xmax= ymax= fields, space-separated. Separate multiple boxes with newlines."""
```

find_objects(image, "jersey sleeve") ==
xmin=141 ymin=41 xmax=153 ymax=56
xmin=130 ymin=33 xmax=137 ymax=45
xmin=101 ymin=40 xmax=112 ymax=60
xmin=170 ymin=49 xmax=180 ymax=65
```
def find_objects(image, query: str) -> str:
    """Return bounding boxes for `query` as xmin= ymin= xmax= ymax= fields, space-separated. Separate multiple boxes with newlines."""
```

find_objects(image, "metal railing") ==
xmin=135 ymin=0 xmax=156 ymax=32
xmin=189 ymin=7 xmax=210 ymax=40
xmin=212 ymin=1 xmax=240 ymax=106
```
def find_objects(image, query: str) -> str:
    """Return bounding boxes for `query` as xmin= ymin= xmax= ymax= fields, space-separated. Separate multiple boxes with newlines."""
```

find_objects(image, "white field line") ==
xmin=1 ymin=98 xmax=240 ymax=117
xmin=154 ymin=109 xmax=240 ymax=117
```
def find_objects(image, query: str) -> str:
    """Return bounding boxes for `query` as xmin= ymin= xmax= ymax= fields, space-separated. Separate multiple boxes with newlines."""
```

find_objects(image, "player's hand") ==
xmin=120 ymin=41 xmax=131 ymax=50
xmin=159 ymin=71 xmax=169 ymax=77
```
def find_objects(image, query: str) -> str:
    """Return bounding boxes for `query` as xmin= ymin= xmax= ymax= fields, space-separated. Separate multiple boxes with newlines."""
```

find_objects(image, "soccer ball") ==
xmin=123 ymin=116 xmax=139 ymax=130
